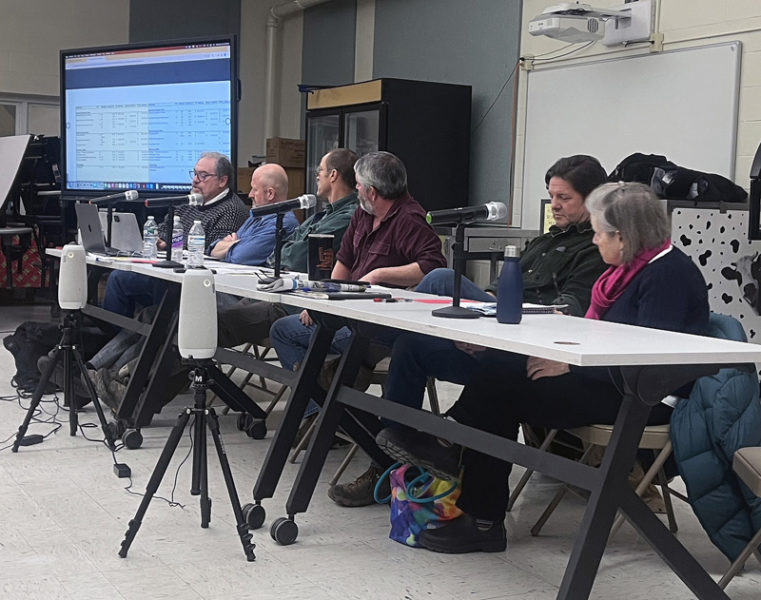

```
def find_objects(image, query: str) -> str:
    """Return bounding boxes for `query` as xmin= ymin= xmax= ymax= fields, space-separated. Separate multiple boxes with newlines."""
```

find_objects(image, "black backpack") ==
xmin=3 ymin=321 xmax=61 ymax=393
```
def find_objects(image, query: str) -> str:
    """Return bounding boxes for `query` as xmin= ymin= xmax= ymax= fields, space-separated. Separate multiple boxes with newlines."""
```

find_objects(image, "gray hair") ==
xmin=353 ymin=151 xmax=407 ymax=199
xmin=200 ymin=151 xmax=233 ymax=185
xmin=586 ymin=182 xmax=670 ymax=264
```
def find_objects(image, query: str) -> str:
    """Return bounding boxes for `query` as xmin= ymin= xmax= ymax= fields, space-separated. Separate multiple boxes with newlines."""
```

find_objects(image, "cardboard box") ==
xmin=266 ymin=137 xmax=306 ymax=168
xmin=237 ymin=167 xmax=254 ymax=195
xmin=285 ymin=167 xmax=306 ymax=198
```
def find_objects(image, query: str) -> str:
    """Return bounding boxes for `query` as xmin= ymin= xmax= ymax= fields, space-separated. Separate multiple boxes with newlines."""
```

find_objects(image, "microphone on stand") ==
xmin=249 ymin=194 xmax=316 ymax=218
xmin=88 ymin=190 xmax=140 ymax=204
xmin=426 ymin=202 xmax=508 ymax=225
xmin=254 ymin=195 xmax=317 ymax=284
xmin=144 ymin=192 xmax=204 ymax=207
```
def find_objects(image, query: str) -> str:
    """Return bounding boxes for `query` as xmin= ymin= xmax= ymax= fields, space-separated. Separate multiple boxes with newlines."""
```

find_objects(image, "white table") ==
xmin=50 ymin=251 xmax=761 ymax=597
xmin=218 ymin=280 xmax=760 ymax=600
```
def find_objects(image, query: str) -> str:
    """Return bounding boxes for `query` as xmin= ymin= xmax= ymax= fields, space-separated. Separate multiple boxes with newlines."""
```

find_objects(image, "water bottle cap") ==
xmin=504 ymin=245 xmax=519 ymax=258
xmin=193 ymin=219 xmax=201 ymax=223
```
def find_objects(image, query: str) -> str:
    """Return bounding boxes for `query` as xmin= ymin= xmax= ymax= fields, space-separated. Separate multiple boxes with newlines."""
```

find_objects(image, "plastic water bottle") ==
xmin=170 ymin=215 xmax=183 ymax=264
xmin=187 ymin=220 xmax=205 ymax=268
xmin=142 ymin=216 xmax=158 ymax=259
xmin=496 ymin=245 xmax=523 ymax=324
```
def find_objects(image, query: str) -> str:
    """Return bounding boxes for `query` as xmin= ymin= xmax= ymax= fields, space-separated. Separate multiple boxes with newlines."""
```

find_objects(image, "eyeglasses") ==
xmin=190 ymin=170 xmax=218 ymax=182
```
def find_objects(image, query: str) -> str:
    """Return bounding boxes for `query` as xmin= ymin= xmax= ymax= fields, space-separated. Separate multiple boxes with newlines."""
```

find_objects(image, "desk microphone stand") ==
xmin=119 ymin=269 xmax=256 ymax=562
xmin=432 ymin=221 xmax=479 ymax=319
xmin=12 ymin=245 xmax=117 ymax=451
xmin=152 ymin=202 xmax=183 ymax=269
xmin=259 ymin=212 xmax=288 ymax=285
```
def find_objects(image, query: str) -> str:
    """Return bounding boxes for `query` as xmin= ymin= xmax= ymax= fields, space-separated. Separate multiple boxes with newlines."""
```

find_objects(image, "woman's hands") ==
xmin=526 ymin=357 xmax=570 ymax=380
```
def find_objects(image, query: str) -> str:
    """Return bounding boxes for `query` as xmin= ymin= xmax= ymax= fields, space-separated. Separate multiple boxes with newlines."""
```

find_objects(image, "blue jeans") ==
xmin=414 ymin=268 xmax=495 ymax=302
xmin=269 ymin=314 xmax=354 ymax=417
xmin=103 ymin=271 xmax=160 ymax=318
xmin=380 ymin=268 xmax=496 ymax=423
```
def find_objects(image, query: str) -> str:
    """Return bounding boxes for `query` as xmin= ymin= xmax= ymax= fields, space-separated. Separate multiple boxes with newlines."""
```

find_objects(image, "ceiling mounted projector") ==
xmin=529 ymin=2 xmax=632 ymax=44
xmin=528 ymin=14 xmax=604 ymax=43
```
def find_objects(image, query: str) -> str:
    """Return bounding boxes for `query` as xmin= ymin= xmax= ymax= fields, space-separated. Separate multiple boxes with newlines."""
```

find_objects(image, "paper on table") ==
xmin=465 ymin=302 xmax=568 ymax=316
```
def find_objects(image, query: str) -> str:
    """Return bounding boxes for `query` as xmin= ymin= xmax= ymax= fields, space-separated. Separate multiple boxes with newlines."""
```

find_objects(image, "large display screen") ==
xmin=60 ymin=37 xmax=237 ymax=195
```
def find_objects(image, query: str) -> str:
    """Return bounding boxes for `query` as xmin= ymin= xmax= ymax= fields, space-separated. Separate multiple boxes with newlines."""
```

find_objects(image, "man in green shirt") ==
xmin=217 ymin=148 xmax=358 ymax=347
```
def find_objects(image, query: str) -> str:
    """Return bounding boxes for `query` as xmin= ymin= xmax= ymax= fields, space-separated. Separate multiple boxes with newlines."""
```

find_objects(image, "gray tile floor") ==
xmin=1 ymin=303 xmax=760 ymax=599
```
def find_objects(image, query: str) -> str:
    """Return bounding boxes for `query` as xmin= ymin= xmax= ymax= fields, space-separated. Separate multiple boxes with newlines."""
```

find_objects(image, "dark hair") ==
xmin=545 ymin=155 xmax=607 ymax=199
xmin=200 ymin=151 xmax=234 ymax=186
xmin=326 ymin=148 xmax=358 ymax=188
xmin=354 ymin=151 xmax=408 ymax=199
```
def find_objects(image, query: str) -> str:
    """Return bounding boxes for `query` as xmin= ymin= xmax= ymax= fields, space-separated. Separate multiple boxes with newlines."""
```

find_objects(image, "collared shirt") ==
xmin=274 ymin=192 xmax=359 ymax=272
xmin=202 ymin=189 xmax=229 ymax=207
xmin=485 ymin=220 xmax=607 ymax=317
xmin=219 ymin=209 xmax=299 ymax=266
xmin=336 ymin=192 xmax=446 ymax=285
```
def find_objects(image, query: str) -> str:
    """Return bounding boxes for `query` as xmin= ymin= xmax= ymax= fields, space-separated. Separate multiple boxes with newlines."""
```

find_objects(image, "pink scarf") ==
xmin=585 ymin=239 xmax=671 ymax=320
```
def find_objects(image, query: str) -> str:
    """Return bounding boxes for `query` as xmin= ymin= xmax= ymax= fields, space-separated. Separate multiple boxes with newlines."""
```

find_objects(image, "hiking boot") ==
xmin=418 ymin=514 xmax=507 ymax=554
xmin=376 ymin=427 xmax=461 ymax=480
xmin=318 ymin=357 xmax=374 ymax=393
xmin=328 ymin=463 xmax=390 ymax=507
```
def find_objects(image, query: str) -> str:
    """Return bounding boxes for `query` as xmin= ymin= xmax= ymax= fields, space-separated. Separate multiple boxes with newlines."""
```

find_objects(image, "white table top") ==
xmin=49 ymin=248 xmax=761 ymax=367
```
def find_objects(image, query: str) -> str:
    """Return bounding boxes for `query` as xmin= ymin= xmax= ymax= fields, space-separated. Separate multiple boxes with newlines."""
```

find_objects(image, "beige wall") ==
xmin=239 ymin=0 xmax=304 ymax=166
xmin=516 ymin=0 xmax=761 ymax=225
xmin=0 ymin=0 xmax=129 ymax=97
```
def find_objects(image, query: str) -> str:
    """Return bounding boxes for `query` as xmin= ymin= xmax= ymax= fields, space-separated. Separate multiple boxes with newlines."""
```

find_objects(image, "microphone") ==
xmin=426 ymin=202 xmax=508 ymax=225
xmin=88 ymin=190 xmax=139 ymax=204
xmin=249 ymin=194 xmax=317 ymax=217
xmin=144 ymin=192 xmax=204 ymax=207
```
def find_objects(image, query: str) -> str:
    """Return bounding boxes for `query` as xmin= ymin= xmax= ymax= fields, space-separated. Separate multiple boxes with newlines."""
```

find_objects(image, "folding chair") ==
xmin=718 ymin=446 xmax=761 ymax=588
xmin=529 ymin=422 xmax=678 ymax=537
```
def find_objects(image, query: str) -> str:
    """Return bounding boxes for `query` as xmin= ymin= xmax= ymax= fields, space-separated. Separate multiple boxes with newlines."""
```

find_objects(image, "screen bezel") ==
xmin=59 ymin=35 xmax=239 ymax=198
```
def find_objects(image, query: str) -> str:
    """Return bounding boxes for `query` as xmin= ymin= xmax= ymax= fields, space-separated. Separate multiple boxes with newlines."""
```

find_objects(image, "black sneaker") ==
xmin=376 ymin=427 xmax=461 ymax=480
xmin=419 ymin=514 xmax=507 ymax=554
xmin=328 ymin=464 xmax=390 ymax=507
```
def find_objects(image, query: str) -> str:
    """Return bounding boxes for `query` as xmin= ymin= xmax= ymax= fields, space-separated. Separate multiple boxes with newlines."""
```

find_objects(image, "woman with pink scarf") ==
xmin=380 ymin=182 xmax=710 ymax=554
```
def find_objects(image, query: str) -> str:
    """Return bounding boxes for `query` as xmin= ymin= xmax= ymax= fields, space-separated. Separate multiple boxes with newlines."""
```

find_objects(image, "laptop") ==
xmin=98 ymin=211 xmax=143 ymax=253
xmin=75 ymin=203 xmax=139 ymax=256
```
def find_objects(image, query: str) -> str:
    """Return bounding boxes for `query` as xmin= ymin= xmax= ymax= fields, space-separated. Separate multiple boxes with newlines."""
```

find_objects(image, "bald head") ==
xmin=249 ymin=163 xmax=289 ymax=207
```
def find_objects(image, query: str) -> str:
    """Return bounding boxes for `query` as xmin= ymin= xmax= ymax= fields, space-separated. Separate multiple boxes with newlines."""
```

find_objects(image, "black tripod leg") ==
xmin=12 ymin=345 xmax=63 ymax=452
xmin=207 ymin=408 xmax=256 ymax=561
xmin=72 ymin=347 xmax=117 ymax=450
xmin=63 ymin=338 xmax=77 ymax=436
xmin=119 ymin=409 xmax=191 ymax=558
xmin=198 ymin=410 xmax=211 ymax=528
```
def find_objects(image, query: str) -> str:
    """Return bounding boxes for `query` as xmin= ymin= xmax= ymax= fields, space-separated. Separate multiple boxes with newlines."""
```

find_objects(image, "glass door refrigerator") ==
xmin=305 ymin=78 xmax=470 ymax=212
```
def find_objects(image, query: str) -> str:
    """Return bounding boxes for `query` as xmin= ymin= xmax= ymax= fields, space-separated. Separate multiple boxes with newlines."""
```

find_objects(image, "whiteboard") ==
xmin=521 ymin=42 xmax=741 ymax=229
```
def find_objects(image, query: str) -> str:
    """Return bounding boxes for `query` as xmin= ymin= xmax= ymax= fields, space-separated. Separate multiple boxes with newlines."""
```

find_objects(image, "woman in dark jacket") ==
xmin=378 ymin=181 xmax=710 ymax=553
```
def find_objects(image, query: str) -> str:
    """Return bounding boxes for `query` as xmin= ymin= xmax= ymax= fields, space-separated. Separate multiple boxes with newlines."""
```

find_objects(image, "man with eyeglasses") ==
xmin=102 ymin=151 xmax=248 ymax=318
xmin=154 ymin=151 xmax=249 ymax=253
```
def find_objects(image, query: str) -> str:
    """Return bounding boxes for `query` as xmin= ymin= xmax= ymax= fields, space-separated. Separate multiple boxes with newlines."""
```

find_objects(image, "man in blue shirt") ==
xmin=210 ymin=163 xmax=298 ymax=264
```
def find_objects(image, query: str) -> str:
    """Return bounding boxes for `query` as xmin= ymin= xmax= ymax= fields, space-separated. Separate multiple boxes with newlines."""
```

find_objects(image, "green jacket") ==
xmin=271 ymin=192 xmax=359 ymax=272
xmin=485 ymin=221 xmax=606 ymax=317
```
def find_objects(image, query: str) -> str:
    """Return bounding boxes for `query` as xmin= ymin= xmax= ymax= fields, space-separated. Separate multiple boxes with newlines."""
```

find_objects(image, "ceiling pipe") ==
xmin=264 ymin=0 xmax=332 ymax=152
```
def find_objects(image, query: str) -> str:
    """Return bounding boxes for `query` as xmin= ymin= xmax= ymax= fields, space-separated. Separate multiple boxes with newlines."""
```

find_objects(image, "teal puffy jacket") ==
xmin=670 ymin=313 xmax=761 ymax=561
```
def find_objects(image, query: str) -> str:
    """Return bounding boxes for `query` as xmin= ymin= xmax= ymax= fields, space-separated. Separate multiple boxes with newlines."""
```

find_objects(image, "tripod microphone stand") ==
xmin=118 ymin=268 xmax=256 ymax=561
xmin=13 ymin=244 xmax=117 ymax=451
